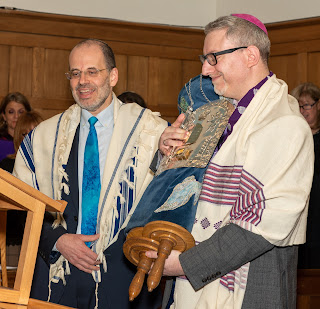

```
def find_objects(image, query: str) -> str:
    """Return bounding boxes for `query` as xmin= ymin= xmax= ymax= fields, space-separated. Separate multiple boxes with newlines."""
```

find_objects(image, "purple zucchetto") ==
xmin=232 ymin=13 xmax=268 ymax=36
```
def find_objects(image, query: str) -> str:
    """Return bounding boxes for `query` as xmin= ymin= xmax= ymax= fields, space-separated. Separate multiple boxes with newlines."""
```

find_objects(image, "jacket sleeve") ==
xmin=179 ymin=223 xmax=273 ymax=291
xmin=38 ymin=213 xmax=67 ymax=266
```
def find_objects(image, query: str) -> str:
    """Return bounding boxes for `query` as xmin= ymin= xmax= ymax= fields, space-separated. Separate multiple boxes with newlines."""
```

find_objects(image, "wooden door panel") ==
xmin=113 ymin=54 xmax=128 ymax=96
xmin=308 ymin=52 xmax=320 ymax=87
xmin=43 ymin=49 xmax=71 ymax=99
xmin=9 ymin=46 xmax=33 ymax=96
xmin=269 ymin=54 xmax=304 ymax=91
xmin=0 ymin=45 xmax=10 ymax=96
xmin=182 ymin=60 xmax=202 ymax=85
xmin=127 ymin=56 xmax=149 ymax=102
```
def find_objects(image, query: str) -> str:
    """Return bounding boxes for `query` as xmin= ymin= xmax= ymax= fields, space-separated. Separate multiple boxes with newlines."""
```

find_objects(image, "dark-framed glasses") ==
xmin=199 ymin=46 xmax=248 ymax=66
xmin=65 ymin=68 xmax=107 ymax=80
xmin=299 ymin=100 xmax=318 ymax=110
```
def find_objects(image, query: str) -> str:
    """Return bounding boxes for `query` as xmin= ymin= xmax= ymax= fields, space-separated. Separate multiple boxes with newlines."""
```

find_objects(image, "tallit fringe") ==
xmin=121 ymin=173 xmax=135 ymax=190
xmin=119 ymin=194 xmax=126 ymax=205
xmin=113 ymin=203 xmax=120 ymax=219
xmin=47 ymin=106 xmax=81 ymax=298
xmin=88 ymin=109 xmax=165 ymax=307
xmin=58 ymin=166 xmax=69 ymax=182
xmin=94 ymin=141 xmax=139 ymax=281
xmin=55 ymin=105 xmax=79 ymax=200
xmin=94 ymin=282 xmax=99 ymax=309
xmin=47 ymin=256 xmax=69 ymax=301
xmin=52 ymin=213 xmax=67 ymax=229
xmin=58 ymin=168 xmax=70 ymax=198
xmin=61 ymin=182 xmax=70 ymax=195
xmin=47 ymin=282 xmax=52 ymax=302
xmin=102 ymin=254 xmax=108 ymax=272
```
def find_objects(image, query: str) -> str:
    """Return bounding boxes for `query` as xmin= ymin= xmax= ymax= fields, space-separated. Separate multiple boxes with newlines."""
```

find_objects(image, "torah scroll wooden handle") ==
xmin=123 ymin=227 xmax=160 ymax=301
xmin=142 ymin=221 xmax=195 ymax=292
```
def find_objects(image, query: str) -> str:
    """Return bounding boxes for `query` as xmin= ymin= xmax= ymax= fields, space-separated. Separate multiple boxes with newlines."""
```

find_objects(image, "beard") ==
xmin=212 ymin=75 xmax=228 ymax=97
xmin=72 ymin=78 xmax=112 ymax=112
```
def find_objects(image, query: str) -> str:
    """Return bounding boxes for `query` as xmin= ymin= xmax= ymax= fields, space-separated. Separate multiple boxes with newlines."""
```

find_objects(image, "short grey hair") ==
xmin=204 ymin=15 xmax=270 ymax=64
xmin=73 ymin=39 xmax=116 ymax=72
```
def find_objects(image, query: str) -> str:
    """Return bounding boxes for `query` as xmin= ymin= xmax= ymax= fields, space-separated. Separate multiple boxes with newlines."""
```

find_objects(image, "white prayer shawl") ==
xmin=13 ymin=93 xmax=167 ymax=286
xmin=173 ymin=76 xmax=314 ymax=308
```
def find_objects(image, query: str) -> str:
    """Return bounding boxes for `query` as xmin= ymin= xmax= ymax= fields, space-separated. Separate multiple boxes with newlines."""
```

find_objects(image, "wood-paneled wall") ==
xmin=1 ymin=10 xmax=320 ymax=121
xmin=0 ymin=9 xmax=204 ymax=123
xmin=268 ymin=17 xmax=320 ymax=92
xmin=1 ymin=9 xmax=320 ymax=309
xmin=297 ymin=270 xmax=320 ymax=309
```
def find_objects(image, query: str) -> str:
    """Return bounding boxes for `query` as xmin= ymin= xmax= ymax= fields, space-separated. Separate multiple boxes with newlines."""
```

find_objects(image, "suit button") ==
xmin=202 ymin=278 xmax=208 ymax=283
xmin=74 ymin=216 xmax=78 ymax=222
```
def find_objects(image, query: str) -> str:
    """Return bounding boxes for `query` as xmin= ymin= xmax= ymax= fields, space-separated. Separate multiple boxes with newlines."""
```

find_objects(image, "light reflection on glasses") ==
xmin=65 ymin=68 xmax=107 ymax=80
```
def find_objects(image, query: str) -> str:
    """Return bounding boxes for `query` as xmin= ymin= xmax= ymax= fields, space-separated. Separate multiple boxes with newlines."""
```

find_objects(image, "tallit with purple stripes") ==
xmin=173 ymin=75 xmax=314 ymax=308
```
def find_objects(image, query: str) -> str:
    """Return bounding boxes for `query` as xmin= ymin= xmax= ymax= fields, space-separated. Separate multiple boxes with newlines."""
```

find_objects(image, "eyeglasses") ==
xmin=65 ymin=68 xmax=107 ymax=80
xmin=299 ymin=100 xmax=318 ymax=110
xmin=199 ymin=46 xmax=248 ymax=66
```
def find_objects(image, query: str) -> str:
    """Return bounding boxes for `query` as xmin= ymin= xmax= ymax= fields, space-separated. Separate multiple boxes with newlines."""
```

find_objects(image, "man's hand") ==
xmin=159 ymin=114 xmax=189 ymax=156
xmin=146 ymin=250 xmax=185 ymax=277
xmin=56 ymin=233 xmax=101 ymax=273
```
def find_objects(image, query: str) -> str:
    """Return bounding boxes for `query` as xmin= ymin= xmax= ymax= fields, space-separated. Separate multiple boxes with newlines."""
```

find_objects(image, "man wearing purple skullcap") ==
xmin=231 ymin=13 xmax=268 ymax=35
xmin=151 ymin=14 xmax=314 ymax=308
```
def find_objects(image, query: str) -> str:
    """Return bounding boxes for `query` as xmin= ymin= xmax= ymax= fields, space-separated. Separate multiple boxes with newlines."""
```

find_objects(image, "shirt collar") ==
xmin=80 ymin=98 xmax=114 ymax=128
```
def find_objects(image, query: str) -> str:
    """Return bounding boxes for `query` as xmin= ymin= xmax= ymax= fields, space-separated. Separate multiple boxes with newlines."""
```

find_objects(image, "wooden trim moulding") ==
xmin=0 ymin=9 xmax=204 ymax=50
xmin=267 ymin=16 xmax=320 ymax=44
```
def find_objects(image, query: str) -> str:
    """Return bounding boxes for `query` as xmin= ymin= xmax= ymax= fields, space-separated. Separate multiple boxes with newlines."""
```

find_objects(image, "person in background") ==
xmin=13 ymin=38 xmax=167 ymax=309
xmin=0 ymin=92 xmax=31 ymax=161
xmin=151 ymin=14 xmax=314 ymax=309
xmin=0 ymin=111 xmax=43 ymax=250
xmin=118 ymin=91 xmax=147 ymax=108
xmin=291 ymin=82 xmax=320 ymax=268
xmin=0 ymin=110 xmax=44 ymax=173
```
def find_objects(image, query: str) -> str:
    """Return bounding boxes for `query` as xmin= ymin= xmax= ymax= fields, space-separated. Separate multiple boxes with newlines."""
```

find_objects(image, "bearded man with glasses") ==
xmin=13 ymin=39 xmax=167 ymax=309
xmin=153 ymin=14 xmax=314 ymax=309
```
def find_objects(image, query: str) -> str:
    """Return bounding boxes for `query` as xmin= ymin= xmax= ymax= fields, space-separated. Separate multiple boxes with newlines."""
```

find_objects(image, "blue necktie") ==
xmin=81 ymin=116 xmax=101 ymax=244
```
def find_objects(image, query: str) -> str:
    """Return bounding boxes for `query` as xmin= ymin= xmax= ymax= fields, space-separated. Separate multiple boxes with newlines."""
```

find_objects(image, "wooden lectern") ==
xmin=0 ymin=169 xmax=71 ymax=308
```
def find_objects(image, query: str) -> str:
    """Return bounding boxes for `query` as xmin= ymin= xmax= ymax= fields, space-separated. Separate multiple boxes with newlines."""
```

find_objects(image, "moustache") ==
xmin=75 ymin=84 xmax=95 ymax=91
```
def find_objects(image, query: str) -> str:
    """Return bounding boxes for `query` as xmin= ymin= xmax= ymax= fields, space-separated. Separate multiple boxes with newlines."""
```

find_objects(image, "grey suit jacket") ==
xmin=162 ymin=223 xmax=297 ymax=309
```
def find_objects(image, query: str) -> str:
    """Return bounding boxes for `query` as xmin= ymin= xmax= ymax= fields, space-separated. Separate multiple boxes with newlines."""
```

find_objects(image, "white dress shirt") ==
xmin=76 ymin=100 xmax=114 ymax=234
